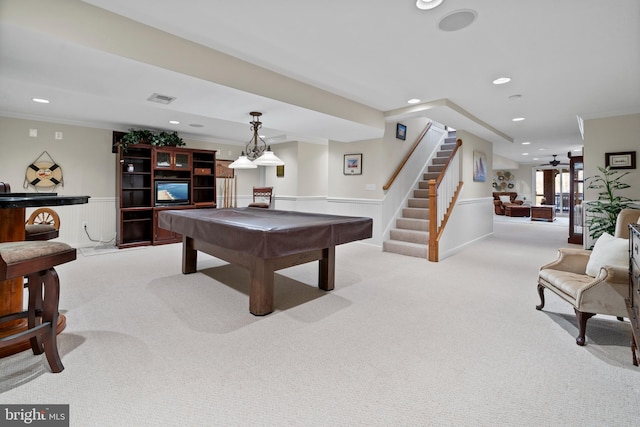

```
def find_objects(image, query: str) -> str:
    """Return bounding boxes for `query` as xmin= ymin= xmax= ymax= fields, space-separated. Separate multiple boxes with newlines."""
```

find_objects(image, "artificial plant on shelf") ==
xmin=585 ymin=165 xmax=632 ymax=243
xmin=118 ymin=129 xmax=185 ymax=152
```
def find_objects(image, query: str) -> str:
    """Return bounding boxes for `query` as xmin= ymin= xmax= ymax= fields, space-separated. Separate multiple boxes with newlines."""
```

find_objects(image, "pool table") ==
xmin=158 ymin=208 xmax=373 ymax=315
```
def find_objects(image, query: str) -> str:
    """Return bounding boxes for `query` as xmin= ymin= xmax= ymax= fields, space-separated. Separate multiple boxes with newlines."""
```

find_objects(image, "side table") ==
xmin=531 ymin=205 xmax=556 ymax=222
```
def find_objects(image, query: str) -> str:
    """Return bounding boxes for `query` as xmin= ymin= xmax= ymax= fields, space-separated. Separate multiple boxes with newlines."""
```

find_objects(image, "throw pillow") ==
xmin=585 ymin=232 xmax=629 ymax=277
xmin=499 ymin=195 xmax=511 ymax=204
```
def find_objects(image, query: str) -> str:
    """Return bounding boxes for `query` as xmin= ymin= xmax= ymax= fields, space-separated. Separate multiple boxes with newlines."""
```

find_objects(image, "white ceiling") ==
xmin=1 ymin=0 xmax=639 ymax=166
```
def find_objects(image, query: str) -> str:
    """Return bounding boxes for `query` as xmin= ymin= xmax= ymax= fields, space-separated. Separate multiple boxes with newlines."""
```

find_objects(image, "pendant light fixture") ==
xmin=229 ymin=112 xmax=283 ymax=169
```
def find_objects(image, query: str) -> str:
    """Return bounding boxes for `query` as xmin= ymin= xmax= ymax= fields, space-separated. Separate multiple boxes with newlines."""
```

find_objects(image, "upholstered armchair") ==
xmin=536 ymin=208 xmax=639 ymax=345
xmin=492 ymin=192 xmax=523 ymax=215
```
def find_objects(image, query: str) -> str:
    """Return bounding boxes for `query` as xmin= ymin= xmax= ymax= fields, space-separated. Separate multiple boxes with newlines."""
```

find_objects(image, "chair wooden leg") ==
xmin=27 ymin=271 xmax=44 ymax=355
xmin=41 ymin=268 xmax=63 ymax=373
xmin=536 ymin=284 xmax=545 ymax=310
xmin=575 ymin=309 xmax=595 ymax=346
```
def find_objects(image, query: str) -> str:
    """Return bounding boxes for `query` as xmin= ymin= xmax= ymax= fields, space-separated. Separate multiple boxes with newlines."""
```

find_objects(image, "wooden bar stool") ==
xmin=25 ymin=208 xmax=61 ymax=241
xmin=0 ymin=241 xmax=76 ymax=373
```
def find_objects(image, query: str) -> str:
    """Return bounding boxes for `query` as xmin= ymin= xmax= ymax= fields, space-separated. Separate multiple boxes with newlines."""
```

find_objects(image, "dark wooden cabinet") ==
xmin=191 ymin=150 xmax=216 ymax=208
xmin=117 ymin=144 xmax=154 ymax=247
xmin=568 ymin=156 xmax=584 ymax=244
xmin=153 ymin=206 xmax=190 ymax=244
xmin=627 ymin=224 xmax=640 ymax=366
xmin=115 ymin=133 xmax=216 ymax=247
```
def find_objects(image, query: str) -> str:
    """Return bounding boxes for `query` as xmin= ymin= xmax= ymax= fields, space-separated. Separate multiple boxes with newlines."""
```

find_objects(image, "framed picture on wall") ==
xmin=343 ymin=153 xmax=362 ymax=175
xmin=216 ymin=159 xmax=234 ymax=178
xmin=605 ymin=151 xmax=636 ymax=169
xmin=473 ymin=151 xmax=487 ymax=182
xmin=396 ymin=123 xmax=407 ymax=140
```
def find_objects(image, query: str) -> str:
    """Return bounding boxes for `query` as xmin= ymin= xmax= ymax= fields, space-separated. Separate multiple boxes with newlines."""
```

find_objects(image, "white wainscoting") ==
xmin=26 ymin=197 xmax=117 ymax=248
xmin=438 ymin=197 xmax=494 ymax=260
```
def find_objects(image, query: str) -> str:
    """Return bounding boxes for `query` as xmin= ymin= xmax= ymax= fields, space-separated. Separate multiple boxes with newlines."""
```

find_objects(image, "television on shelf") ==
xmin=155 ymin=181 xmax=190 ymax=206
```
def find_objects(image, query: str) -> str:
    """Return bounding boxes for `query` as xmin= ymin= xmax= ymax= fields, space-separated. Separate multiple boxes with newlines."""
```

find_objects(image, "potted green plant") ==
xmin=152 ymin=131 xmax=184 ymax=147
xmin=585 ymin=165 xmax=632 ymax=243
xmin=118 ymin=129 xmax=185 ymax=152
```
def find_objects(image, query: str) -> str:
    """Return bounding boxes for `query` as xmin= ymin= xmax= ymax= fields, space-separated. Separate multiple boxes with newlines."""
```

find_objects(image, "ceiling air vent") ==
xmin=147 ymin=93 xmax=176 ymax=104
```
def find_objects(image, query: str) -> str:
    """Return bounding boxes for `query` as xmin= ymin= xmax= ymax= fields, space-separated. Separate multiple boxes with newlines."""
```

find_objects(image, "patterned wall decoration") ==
xmin=492 ymin=170 xmax=515 ymax=191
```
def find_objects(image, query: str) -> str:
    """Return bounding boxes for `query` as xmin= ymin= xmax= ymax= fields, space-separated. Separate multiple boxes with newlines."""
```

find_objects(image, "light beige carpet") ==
xmin=1 ymin=218 xmax=638 ymax=426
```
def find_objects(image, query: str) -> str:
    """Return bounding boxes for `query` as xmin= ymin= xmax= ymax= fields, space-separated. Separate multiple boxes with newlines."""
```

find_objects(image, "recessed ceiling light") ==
xmin=533 ymin=158 xmax=539 ymax=161
xmin=538 ymin=148 xmax=547 ymax=151
xmin=438 ymin=9 xmax=477 ymax=31
xmin=493 ymin=77 xmax=511 ymax=85
xmin=416 ymin=0 xmax=444 ymax=10
xmin=508 ymin=94 xmax=522 ymax=100
xmin=407 ymin=98 xmax=421 ymax=104
xmin=189 ymin=124 xmax=204 ymax=128
xmin=521 ymin=141 xmax=531 ymax=145
xmin=512 ymin=117 xmax=525 ymax=122
xmin=169 ymin=120 xmax=180 ymax=124
xmin=32 ymin=98 xmax=50 ymax=104
xmin=522 ymin=153 xmax=529 ymax=156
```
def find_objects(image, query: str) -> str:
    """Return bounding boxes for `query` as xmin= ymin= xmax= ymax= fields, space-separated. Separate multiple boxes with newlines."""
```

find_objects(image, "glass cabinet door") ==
xmin=174 ymin=152 xmax=190 ymax=169
xmin=568 ymin=156 xmax=584 ymax=244
xmin=154 ymin=150 xmax=191 ymax=170
xmin=155 ymin=151 xmax=172 ymax=168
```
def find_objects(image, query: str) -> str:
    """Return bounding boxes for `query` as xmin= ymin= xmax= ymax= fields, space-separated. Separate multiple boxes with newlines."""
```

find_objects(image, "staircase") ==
xmin=383 ymin=133 xmax=457 ymax=259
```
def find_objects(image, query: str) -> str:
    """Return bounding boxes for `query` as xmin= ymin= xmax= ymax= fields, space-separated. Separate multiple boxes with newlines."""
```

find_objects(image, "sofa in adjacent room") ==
xmin=492 ymin=192 xmax=524 ymax=215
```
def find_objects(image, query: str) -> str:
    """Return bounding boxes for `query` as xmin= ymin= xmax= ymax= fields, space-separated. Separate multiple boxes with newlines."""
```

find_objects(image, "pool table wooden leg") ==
xmin=182 ymin=236 xmax=197 ymax=274
xmin=249 ymin=257 xmax=274 ymax=316
xmin=318 ymin=246 xmax=335 ymax=291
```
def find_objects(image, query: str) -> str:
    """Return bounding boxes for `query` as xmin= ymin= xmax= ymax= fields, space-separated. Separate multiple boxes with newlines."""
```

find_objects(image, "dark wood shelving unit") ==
xmin=192 ymin=150 xmax=216 ymax=208
xmin=628 ymin=224 xmax=640 ymax=366
xmin=115 ymin=132 xmax=217 ymax=248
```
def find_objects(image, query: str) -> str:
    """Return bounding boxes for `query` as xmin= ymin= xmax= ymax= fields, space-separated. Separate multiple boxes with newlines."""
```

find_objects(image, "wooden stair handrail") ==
xmin=383 ymin=121 xmax=432 ymax=191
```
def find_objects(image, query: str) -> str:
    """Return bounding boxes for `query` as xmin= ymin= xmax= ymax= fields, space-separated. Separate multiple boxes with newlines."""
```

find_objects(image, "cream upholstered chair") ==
xmin=536 ymin=208 xmax=639 ymax=345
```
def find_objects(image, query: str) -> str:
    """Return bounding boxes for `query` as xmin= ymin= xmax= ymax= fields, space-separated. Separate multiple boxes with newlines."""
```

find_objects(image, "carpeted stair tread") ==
xmin=408 ymin=198 xmax=429 ymax=208
xmin=413 ymin=189 xmax=430 ymax=198
xmin=383 ymin=240 xmax=428 ymax=258
xmin=402 ymin=207 xmax=429 ymax=220
xmin=396 ymin=217 xmax=429 ymax=231
xmin=389 ymin=228 xmax=429 ymax=244
xmin=422 ymin=172 xmax=439 ymax=181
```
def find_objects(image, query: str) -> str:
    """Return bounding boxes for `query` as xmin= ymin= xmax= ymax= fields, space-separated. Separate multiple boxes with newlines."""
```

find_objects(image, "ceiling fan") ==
xmin=543 ymin=154 xmax=569 ymax=167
